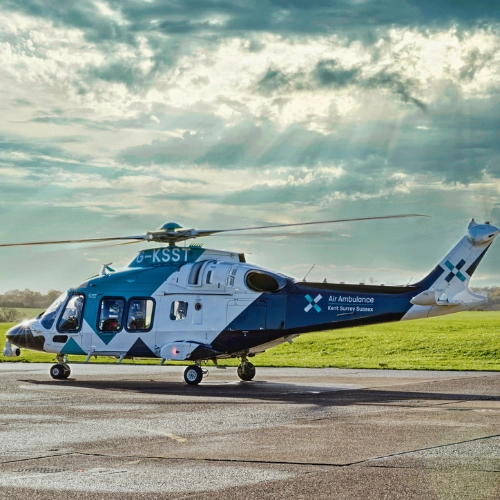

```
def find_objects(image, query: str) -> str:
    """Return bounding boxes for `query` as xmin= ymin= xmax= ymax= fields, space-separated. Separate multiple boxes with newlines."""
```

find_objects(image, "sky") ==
xmin=1 ymin=0 xmax=500 ymax=293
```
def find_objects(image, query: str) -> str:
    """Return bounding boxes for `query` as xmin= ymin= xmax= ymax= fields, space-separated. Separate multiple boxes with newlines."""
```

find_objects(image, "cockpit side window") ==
xmin=57 ymin=293 xmax=85 ymax=332
xmin=40 ymin=292 xmax=67 ymax=330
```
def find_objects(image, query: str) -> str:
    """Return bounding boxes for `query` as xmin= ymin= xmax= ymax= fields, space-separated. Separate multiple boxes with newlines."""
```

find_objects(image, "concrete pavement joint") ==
xmin=65 ymin=432 xmax=500 ymax=470
xmin=2 ymin=430 xmax=498 ymax=472
xmin=75 ymin=451 xmax=352 ymax=468
xmin=366 ymin=433 xmax=500 ymax=464
xmin=0 ymin=452 xmax=76 ymax=466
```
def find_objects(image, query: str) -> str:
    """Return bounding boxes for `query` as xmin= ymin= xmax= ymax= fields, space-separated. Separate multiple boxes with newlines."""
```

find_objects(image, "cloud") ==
xmin=257 ymin=68 xmax=296 ymax=94
xmin=30 ymin=116 xmax=111 ymax=131
xmin=314 ymin=59 xmax=427 ymax=111
xmin=115 ymin=94 xmax=500 ymax=185
xmin=314 ymin=60 xmax=360 ymax=88
xmin=11 ymin=98 xmax=33 ymax=107
xmin=1 ymin=1 xmax=127 ymax=43
xmin=1 ymin=1 xmax=500 ymax=292
xmin=3 ymin=0 xmax=498 ymax=55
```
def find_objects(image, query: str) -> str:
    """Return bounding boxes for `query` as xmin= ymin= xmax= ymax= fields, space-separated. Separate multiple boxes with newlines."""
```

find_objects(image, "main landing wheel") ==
xmin=184 ymin=365 xmax=203 ymax=385
xmin=237 ymin=361 xmax=256 ymax=381
xmin=50 ymin=363 xmax=71 ymax=380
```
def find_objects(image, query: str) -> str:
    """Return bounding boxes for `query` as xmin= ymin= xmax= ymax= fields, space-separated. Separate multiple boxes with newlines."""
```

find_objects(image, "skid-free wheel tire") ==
xmin=50 ymin=364 xmax=67 ymax=380
xmin=237 ymin=361 xmax=256 ymax=381
xmin=184 ymin=365 xmax=203 ymax=385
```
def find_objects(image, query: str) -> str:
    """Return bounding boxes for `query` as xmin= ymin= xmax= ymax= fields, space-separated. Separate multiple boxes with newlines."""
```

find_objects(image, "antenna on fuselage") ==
xmin=100 ymin=263 xmax=115 ymax=276
xmin=302 ymin=264 xmax=315 ymax=282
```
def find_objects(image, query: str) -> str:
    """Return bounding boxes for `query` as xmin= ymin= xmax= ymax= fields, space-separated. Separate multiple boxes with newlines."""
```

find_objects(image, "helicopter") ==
xmin=2 ymin=215 xmax=498 ymax=385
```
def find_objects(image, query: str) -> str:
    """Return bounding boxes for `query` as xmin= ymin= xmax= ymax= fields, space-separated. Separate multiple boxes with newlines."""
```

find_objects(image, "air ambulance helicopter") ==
xmin=2 ymin=215 xmax=498 ymax=385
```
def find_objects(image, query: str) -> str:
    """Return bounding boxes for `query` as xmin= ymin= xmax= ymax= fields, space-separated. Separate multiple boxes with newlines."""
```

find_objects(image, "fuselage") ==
xmin=6 ymin=245 xmax=423 ymax=361
xmin=5 ymin=219 xmax=498 ymax=364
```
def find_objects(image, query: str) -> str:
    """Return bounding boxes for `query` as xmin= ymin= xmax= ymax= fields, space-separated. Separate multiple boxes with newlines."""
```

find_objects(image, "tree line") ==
xmin=0 ymin=289 xmax=62 ymax=309
xmin=0 ymin=289 xmax=62 ymax=322
xmin=471 ymin=287 xmax=500 ymax=310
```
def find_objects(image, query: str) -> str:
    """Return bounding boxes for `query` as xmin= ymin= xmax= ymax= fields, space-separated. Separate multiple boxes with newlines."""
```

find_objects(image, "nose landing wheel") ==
xmin=50 ymin=355 xmax=71 ymax=380
xmin=50 ymin=363 xmax=71 ymax=380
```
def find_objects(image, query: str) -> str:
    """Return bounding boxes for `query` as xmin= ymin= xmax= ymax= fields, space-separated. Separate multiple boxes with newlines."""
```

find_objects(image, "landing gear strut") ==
xmin=50 ymin=355 xmax=71 ymax=380
xmin=237 ymin=358 xmax=256 ymax=381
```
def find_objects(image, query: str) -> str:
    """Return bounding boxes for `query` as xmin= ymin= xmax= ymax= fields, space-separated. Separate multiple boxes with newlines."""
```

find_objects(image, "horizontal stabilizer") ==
xmin=411 ymin=289 xmax=462 ymax=306
xmin=435 ymin=291 xmax=461 ymax=306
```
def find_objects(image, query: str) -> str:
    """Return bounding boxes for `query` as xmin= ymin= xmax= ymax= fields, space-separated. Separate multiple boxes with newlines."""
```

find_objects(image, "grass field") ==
xmin=0 ymin=310 xmax=499 ymax=371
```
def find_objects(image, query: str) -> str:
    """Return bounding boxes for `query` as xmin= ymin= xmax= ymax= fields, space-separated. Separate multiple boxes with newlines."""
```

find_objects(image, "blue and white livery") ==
xmin=3 ymin=218 xmax=498 ymax=385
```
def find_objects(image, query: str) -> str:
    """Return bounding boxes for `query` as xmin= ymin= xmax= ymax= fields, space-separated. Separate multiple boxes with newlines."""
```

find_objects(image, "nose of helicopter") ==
xmin=6 ymin=322 xmax=45 ymax=350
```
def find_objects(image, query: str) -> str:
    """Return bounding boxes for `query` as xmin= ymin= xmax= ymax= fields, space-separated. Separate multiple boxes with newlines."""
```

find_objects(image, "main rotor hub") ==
xmin=147 ymin=222 xmax=198 ymax=246
xmin=159 ymin=222 xmax=183 ymax=231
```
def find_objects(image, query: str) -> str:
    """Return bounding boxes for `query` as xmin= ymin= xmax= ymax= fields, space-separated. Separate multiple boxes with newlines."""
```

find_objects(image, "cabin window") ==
xmin=170 ymin=301 xmax=188 ymax=320
xmin=127 ymin=298 xmax=154 ymax=331
xmin=57 ymin=293 xmax=85 ymax=332
xmin=98 ymin=298 xmax=124 ymax=332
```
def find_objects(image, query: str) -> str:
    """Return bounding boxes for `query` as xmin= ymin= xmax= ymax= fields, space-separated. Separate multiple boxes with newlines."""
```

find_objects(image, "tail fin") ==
xmin=404 ymin=219 xmax=500 ymax=319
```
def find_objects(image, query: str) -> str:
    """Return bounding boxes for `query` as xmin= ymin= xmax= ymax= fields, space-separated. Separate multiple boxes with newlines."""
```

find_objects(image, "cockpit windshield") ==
xmin=40 ymin=292 xmax=67 ymax=330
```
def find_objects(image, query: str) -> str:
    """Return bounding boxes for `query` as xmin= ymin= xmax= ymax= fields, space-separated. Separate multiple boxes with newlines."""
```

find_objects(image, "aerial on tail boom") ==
xmin=2 ymin=216 xmax=498 ymax=385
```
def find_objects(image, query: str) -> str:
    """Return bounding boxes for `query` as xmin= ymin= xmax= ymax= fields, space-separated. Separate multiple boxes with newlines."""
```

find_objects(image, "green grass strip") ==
xmin=1 ymin=311 xmax=499 ymax=371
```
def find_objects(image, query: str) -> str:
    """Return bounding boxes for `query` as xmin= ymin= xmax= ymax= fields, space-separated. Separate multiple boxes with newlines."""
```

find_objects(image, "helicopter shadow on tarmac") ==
xmin=17 ymin=376 xmax=500 ymax=409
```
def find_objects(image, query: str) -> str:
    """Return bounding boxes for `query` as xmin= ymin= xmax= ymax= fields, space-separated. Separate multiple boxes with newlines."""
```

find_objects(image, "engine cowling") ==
xmin=245 ymin=270 xmax=285 ymax=292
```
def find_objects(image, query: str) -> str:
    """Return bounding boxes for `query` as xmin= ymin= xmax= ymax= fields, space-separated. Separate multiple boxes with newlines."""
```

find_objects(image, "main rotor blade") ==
xmin=0 ymin=213 xmax=427 ymax=248
xmin=99 ymin=240 xmax=147 ymax=248
xmin=211 ymin=230 xmax=335 ymax=238
xmin=196 ymin=213 xmax=428 ymax=237
xmin=0 ymin=235 xmax=149 ymax=248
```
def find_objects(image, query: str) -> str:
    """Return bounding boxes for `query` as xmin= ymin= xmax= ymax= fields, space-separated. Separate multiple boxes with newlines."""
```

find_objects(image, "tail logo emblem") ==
xmin=304 ymin=294 xmax=322 ymax=312
xmin=444 ymin=259 xmax=467 ymax=283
